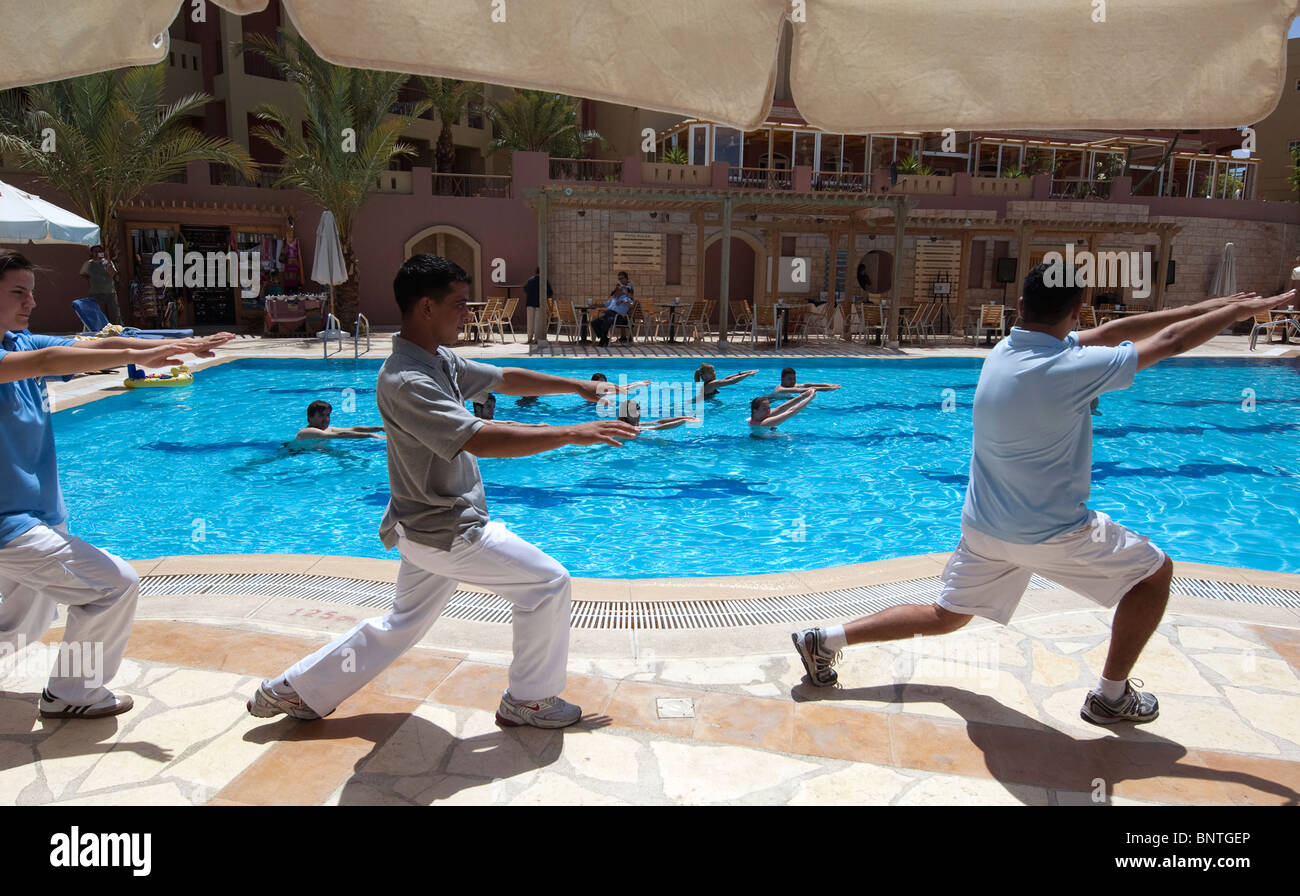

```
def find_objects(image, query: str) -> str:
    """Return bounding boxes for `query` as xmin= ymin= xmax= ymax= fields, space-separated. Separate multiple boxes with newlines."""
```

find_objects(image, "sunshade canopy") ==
xmin=2 ymin=0 xmax=1297 ymax=131
xmin=0 ymin=179 xmax=99 ymax=245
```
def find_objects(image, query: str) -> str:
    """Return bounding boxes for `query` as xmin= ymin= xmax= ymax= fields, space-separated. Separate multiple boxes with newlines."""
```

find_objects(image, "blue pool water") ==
xmin=52 ymin=356 xmax=1300 ymax=577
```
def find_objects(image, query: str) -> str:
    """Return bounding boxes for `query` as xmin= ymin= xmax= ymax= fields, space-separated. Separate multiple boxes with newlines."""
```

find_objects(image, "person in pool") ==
xmin=295 ymin=400 xmax=385 ymax=440
xmin=472 ymin=392 xmax=549 ymax=427
xmin=747 ymin=389 xmax=816 ymax=435
xmin=589 ymin=372 xmax=651 ymax=407
xmin=763 ymin=366 xmax=842 ymax=397
xmin=617 ymin=399 xmax=698 ymax=432
xmin=694 ymin=363 xmax=758 ymax=399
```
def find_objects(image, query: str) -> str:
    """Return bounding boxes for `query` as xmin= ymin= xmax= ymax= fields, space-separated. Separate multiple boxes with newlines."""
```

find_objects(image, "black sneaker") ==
xmin=792 ymin=628 xmax=841 ymax=687
xmin=39 ymin=688 xmax=134 ymax=719
xmin=1080 ymin=679 xmax=1159 ymax=725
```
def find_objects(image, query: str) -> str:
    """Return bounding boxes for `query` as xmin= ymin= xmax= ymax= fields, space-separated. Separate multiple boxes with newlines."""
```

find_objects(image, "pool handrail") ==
xmin=322 ymin=313 xmax=344 ymax=359
xmin=355 ymin=313 xmax=371 ymax=359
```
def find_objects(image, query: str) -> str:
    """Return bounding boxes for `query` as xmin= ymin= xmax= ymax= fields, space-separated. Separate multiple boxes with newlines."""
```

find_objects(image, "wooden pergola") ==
xmin=525 ymin=185 xmax=913 ymax=346
xmin=525 ymin=184 xmax=1184 ymax=346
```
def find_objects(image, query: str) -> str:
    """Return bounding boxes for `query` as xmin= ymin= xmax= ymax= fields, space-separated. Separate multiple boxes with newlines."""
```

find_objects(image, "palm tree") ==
xmin=242 ymin=29 xmax=429 ymax=322
xmin=419 ymin=77 xmax=478 ymax=173
xmin=0 ymin=65 xmax=256 ymax=290
xmin=486 ymin=89 xmax=603 ymax=163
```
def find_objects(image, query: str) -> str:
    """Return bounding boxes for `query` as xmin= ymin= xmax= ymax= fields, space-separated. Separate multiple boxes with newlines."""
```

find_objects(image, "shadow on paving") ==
xmin=244 ymin=710 xmax=612 ymax=805
xmin=0 ymin=691 xmax=174 ymax=784
xmin=792 ymin=683 xmax=1299 ymax=806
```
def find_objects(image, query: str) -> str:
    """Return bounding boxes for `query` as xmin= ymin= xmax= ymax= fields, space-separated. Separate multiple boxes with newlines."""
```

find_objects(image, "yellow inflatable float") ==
xmin=123 ymin=365 xmax=193 ymax=389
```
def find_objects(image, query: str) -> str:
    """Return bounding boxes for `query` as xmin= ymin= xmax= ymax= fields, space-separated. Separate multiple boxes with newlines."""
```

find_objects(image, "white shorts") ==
xmin=937 ymin=511 xmax=1167 ymax=625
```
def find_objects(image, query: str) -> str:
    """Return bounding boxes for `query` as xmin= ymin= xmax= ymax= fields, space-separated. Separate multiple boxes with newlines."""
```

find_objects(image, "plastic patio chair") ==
xmin=72 ymin=298 xmax=193 ymax=340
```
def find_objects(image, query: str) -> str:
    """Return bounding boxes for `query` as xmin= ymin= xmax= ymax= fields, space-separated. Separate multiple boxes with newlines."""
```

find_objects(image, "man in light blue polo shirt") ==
xmin=793 ymin=261 xmax=1288 ymax=725
xmin=0 ymin=249 xmax=232 ymax=720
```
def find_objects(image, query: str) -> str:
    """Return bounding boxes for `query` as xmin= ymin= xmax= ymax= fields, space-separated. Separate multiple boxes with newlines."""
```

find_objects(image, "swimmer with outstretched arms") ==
xmin=747 ymin=389 xmax=816 ymax=436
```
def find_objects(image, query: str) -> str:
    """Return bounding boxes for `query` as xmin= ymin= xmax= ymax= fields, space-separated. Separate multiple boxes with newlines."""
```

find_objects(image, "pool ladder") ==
xmin=354 ymin=313 xmax=371 ymax=359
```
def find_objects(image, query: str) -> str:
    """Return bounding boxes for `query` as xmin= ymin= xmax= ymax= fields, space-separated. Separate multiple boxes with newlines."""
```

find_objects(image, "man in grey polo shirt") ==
xmin=249 ymin=255 xmax=639 ymax=729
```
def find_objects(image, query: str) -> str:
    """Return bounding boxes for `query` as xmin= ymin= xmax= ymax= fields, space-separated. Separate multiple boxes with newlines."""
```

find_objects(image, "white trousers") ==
xmin=0 ymin=524 xmax=139 ymax=703
xmin=284 ymin=521 xmax=572 ymax=715
xmin=526 ymin=305 xmax=549 ymax=342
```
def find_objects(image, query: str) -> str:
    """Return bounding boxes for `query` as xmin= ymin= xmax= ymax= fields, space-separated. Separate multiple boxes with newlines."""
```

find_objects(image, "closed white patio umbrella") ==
xmin=1210 ymin=242 xmax=1237 ymax=298
xmin=311 ymin=210 xmax=348 ymax=337
xmin=0 ymin=179 xmax=99 ymax=246
xmin=1 ymin=1 xmax=1297 ymax=132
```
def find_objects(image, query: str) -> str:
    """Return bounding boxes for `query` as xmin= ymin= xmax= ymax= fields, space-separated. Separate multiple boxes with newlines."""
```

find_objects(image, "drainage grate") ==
xmin=139 ymin=571 xmax=1300 ymax=630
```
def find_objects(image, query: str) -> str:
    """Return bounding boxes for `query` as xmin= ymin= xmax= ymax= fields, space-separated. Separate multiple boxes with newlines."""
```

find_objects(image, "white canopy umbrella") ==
xmin=311 ymin=210 xmax=348 ymax=337
xmin=0 ymin=179 xmax=99 ymax=246
xmin=1210 ymin=242 xmax=1237 ymax=298
xmin=0 ymin=0 xmax=1296 ymax=131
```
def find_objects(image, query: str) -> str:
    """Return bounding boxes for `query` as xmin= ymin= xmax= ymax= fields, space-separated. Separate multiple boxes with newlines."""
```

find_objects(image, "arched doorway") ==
xmin=702 ymin=232 xmax=764 ymax=309
xmin=855 ymin=249 xmax=894 ymax=295
xmin=404 ymin=225 xmax=482 ymax=299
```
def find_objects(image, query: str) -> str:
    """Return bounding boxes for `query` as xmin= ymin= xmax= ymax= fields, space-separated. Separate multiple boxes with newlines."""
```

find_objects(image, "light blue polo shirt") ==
xmin=961 ymin=327 xmax=1138 ymax=544
xmin=0 ymin=330 xmax=77 ymax=547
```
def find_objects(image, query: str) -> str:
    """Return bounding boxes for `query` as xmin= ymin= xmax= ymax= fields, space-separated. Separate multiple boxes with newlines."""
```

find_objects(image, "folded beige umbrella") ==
xmin=3 ymin=0 xmax=1296 ymax=130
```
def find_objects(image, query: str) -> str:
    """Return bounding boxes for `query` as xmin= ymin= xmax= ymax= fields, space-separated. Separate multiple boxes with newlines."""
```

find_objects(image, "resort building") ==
xmin=6 ymin=5 xmax=1300 ymax=338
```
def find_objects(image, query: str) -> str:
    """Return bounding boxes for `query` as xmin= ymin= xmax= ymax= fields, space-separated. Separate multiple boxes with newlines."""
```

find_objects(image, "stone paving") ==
xmin=2 ymin=557 xmax=1297 ymax=806
xmin=9 ymin=332 xmax=1295 ymax=804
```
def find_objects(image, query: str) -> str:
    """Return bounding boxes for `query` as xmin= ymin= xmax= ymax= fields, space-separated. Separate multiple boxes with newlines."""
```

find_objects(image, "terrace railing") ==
xmin=728 ymin=166 xmax=793 ymax=190
xmin=643 ymin=161 xmax=712 ymax=186
xmin=970 ymin=176 xmax=1033 ymax=197
xmin=811 ymin=170 xmax=869 ymax=192
xmin=549 ymin=157 xmax=623 ymax=182
xmin=893 ymin=174 xmax=956 ymax=195
xmin=431 ymin=172 xmax=512 ymax=198
xmin=1050 ymin=178 xmax=1113 ymax=200
xmin=372 ymin=170 xmax=414 ymax=194
xmin=210 ymin=163 xmax=284 ymax=189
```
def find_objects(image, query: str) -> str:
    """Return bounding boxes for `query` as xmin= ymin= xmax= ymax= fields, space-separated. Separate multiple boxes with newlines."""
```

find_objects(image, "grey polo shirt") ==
xmin=376 ymin=336 xmax=504 ymax=551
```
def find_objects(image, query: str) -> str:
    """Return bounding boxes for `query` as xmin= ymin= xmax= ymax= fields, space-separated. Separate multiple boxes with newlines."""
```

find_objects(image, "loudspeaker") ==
xmin=994 ymin=257 xmax=1018 ymax=284
xmin=1166 ymin=259 xmax=1176 ymax=286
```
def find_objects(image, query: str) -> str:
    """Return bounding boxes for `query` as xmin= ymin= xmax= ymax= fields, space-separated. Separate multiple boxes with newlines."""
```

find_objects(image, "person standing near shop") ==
xmin=79 ymin=245 xmax=120 ymax=324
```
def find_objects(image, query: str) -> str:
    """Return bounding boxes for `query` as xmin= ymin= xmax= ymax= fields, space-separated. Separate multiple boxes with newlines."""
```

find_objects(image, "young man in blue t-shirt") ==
xmin=793 ymin=262 xmax=1287 ymax=724
xmin=0 ymin=250 xmax=232 ymax=719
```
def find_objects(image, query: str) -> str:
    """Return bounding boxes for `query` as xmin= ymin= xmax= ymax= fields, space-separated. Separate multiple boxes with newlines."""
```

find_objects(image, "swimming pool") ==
xmin=52 ymin=356 xmax=1300 ymax=577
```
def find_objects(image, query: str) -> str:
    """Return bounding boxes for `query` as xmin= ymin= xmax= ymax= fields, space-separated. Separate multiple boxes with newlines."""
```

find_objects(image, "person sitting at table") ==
xmin=694 ymin=363 xmax=758 ymax=398
xmin=617 ymin=399 xmax=698 ymax=432
xmin=592 ymin=271 xmax=635 ymax=346
xmin=748 ymin=389 xmax=817 ymax=437
xmin=762 ymin=366 xmax=842 ymax=397
xmin=265 ymin=272 xmax=285 ymax=297
xmin=295 ymin=400 xmax=385 ymax=440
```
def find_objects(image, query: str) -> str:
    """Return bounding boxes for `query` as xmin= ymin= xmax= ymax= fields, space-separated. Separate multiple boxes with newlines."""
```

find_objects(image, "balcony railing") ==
xmin=729 ymin=166 xmax=792 ymax=190
xmin=642 ymin=161 xmax=711 ymax=186
xmin=431 ymin=172 xmax=511 ymax=198
xmin=549 ymin=157 xmax=622 ymax=182
xmin=971 ymin=176 xmax=1033 ymax=197
xmin=893 ymin=174 xmax=956 ymax=195
xmin=1050 ymin=178 xmax=1113 ymax=200
xmin=211 ymin=164 xmax=284 ymax=189
xmin=373 ymin=170 xmax=413 ymax=194
xmin=811 ymin=170 xmax=869 ymax=192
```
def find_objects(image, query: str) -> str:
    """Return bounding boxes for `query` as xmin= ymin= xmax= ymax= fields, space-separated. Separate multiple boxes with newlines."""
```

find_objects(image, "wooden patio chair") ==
xmin=971 ymin=304 xmax=1007 ymax=345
